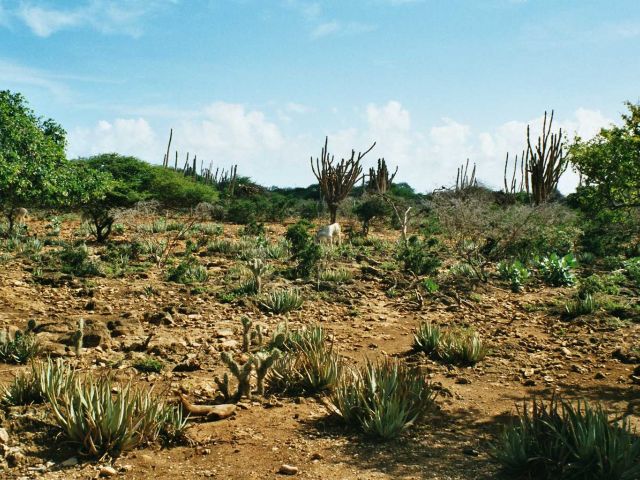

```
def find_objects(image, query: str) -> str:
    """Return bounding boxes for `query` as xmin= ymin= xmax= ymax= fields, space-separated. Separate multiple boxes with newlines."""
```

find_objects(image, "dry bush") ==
xmin=431 ymin=191 xmax=578 ymax=281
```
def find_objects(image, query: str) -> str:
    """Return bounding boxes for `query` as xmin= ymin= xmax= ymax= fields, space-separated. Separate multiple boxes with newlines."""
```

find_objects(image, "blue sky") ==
xmin=1 ymin=0 xmax=639 ymax=190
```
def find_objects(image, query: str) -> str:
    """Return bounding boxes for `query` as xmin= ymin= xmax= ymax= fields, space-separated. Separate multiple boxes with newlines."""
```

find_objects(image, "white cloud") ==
xmin=311 ymin=20 xmax=376 ymax=38
xmin=323 ymin=102 xmax=613 ymax=194
xmin=68 ymin=118 xmax=158 ymax=159
xmin=18 ymin=5 xmax=82 ymax=37
xmin=0 ymin=58 xmax=70 ymax=98
xmin=311 ymin=21 xmax=339 ymax=38
xmin=14 ymin=1 xmax=170 ymax=37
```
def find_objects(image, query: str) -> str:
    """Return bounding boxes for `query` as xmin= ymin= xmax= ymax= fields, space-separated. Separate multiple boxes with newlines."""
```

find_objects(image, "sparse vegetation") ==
xmin=1 ymin=87 xmax=640 ymax=478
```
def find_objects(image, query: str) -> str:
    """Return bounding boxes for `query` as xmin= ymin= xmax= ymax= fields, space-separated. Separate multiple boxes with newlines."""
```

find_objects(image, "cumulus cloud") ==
xmin=68 ymin=118 xmax=158 ymax=159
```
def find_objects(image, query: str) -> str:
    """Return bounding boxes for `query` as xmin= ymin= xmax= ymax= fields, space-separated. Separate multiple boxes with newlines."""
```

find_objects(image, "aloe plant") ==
xmin=329 ymin=358 xmax=437 ymax=440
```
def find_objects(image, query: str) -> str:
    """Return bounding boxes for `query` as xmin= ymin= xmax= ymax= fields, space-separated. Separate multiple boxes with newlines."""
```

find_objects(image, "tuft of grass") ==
xmin=491 ymin=396 xmax=640 ymax=480
xmin=329 ymin=357 xmax=437 ymax=440
xmin=259 ymin=288 xmax=304 ymax=314
xmin=166 ymin=258 xmax=208 ymax=284
xmin=319 ymin=268 xmax=353 ymax=283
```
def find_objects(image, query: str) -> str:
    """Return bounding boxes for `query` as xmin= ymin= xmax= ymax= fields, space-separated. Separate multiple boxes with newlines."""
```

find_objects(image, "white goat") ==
xmin=316 ymin=223 xmax=342 ymax=246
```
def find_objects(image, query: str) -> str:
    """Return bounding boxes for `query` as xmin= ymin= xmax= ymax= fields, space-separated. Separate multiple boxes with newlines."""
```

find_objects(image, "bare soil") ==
xmin=0 ymin=216 xmax=638 ymax=479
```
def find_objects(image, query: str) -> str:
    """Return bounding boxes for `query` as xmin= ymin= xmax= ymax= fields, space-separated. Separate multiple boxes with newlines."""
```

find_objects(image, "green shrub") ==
xmin=134 ymin=357 xmax=164 ymax=373
xmin=295 ymin=243 xmax=322 ymax=278
xmin=166 ymin=258 xmax=208 ymax=284
xmin=497 ymin=260 xmax=531 ymax=292
xmin=260 ymin=289 xmax=304 ymax=314
xmin=240 ymin=220 xmax=265 ymax=237
xmin=285 ymin=221 xmax=313 ymax=255
xmin=354 ymin=197 xmax=391 ymax=235
xmin=538 ymin=253 xmax=577 ymax=286
xmin=624 ymin=258 xmax=640 ymax=287
xmin=0 ymin=330 xmax=40 ymax=364
xmin=491 ymin=396 xmax=640 ymax=480
xmin=329 ymin=358 xmax=437 ymax=440
xmin=398 ymin=235 xmax=441 ymax=276
xmin=58 ymin=243 xmax=102 ymax=277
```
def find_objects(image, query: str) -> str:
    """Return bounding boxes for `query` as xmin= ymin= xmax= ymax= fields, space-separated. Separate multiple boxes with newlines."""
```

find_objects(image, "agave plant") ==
xmin=413 ymin=322 xmax=487 ymax=366
xmin=564 ymin=293 xmax=599 ymax=319
xmin=165 ymin=258 xmax=208 ymax=284
xmin=0 ymin=329 xmax=41 ymax=364
xmin=329 ymin=357 xmax=437 ymax=440
xmin=413 ymin=322 xmax=442 ymax=355
xmin=47 ymin=374 xmax=185 ymax=457
xmin=268 ymin=333 xmax=342 ymax=395
xmin=491 ymin=396 xmax=640 ymax=480
xmin=2 ymin=369 xmax=43 ymax=406
xmin=259 ymin=288 xmax=304 ymax=314
xmin=438 ymin=329 xmax=488 ymax=366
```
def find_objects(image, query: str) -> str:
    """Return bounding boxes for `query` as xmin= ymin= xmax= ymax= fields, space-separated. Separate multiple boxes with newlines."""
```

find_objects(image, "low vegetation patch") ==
xmin=268 ymin=324 xmax=342 ymax=395
xmin=329 ymin=357 xmax=437 ymax=440
xmin=260 ymin=288 xmax=304 ymax=314
xmin=491 ymin=396 xmax=640 ymax=480
xmin=413 ymin=322 xmax=488 ymax=366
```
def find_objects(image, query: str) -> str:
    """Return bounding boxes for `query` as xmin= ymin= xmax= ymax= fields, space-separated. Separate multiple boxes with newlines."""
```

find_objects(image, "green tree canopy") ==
xmin=0 ymin=90 xmax=68 ymax=230
xmin=569 ymin=101 xmax=640 ymax=210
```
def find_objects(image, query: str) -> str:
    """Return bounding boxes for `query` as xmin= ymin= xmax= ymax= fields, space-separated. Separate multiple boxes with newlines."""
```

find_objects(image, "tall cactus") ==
xmin=367 ymin=158 xmax=398 ymax=194
xmin=503 ymin=111 xmax=567 ymax=204
xmin=311 ymin=137 xmax=376 ymax=224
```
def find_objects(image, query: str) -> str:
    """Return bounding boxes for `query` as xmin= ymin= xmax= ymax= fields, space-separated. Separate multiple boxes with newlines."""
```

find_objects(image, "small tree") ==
xmin=0 ymin=90 xmax=68 ymax=232
xmin=310 ymin=137 xmax=375 ymax=224
xmin=68 ymin=164 xmax=120 ymax=243
xmin=355 ymin=197 xmax=391 ymax=236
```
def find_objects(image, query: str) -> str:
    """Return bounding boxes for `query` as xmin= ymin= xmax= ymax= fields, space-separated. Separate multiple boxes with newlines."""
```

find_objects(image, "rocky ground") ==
xmin=0 ymin=215 xmax=638 ymax=479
